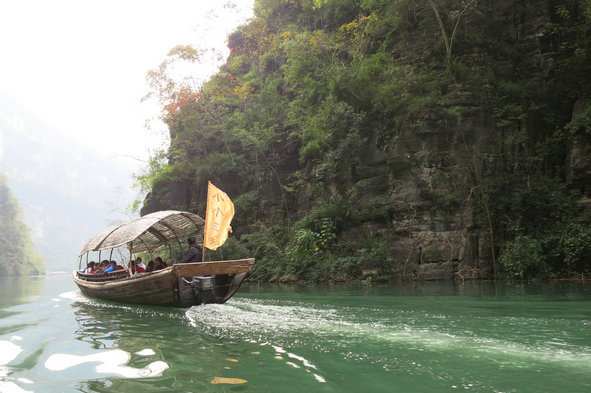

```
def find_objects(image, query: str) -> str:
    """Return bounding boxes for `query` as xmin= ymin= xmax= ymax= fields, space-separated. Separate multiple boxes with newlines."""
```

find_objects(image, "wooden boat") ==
xmin=73 ymin=210 xmax=255 ymax=307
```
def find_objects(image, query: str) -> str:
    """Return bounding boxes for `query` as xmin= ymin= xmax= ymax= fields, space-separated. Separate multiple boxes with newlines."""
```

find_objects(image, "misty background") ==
xmin=0 ymin=93 xmax=136 ymax=272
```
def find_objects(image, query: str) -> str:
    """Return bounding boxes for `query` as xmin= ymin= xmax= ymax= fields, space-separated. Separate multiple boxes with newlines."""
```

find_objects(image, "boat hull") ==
xmin=73 ymin=259 xmax=254 ymax=307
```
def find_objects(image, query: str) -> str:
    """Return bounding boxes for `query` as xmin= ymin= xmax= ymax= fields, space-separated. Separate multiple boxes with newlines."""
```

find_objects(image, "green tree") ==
xmin=138 ymin=0 xmax=591 ymax=282
xmin=0 ymin=174 xmax=45 ymax=276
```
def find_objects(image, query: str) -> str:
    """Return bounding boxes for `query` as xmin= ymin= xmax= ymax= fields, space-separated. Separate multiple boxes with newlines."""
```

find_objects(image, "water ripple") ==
xmin=186 ymin=297 xmax=591 ymax=373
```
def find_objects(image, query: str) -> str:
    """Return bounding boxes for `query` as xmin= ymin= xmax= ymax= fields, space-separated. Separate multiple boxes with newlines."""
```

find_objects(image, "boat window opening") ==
xmin=172 ymin=243 xmax=187 ymax=264
xmin=112 ymin=246 xmax=128 ymax=263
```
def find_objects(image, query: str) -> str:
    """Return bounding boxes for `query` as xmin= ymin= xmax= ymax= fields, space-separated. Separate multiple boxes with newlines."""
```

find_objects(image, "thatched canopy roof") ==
xmin=79 ymin=210 xmax=204 ymax=256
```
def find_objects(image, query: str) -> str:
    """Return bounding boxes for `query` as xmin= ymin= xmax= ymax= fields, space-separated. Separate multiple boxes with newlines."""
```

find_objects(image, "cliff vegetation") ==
xmin=138 ymin=0 xmax=591 ymax=282
xmin=0 ymin=174 xmax=45 ymax=275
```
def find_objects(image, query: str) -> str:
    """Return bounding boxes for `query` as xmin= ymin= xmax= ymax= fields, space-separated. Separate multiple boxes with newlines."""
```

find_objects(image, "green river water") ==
xmin=0 ymin=274 xmax=589 ymax=392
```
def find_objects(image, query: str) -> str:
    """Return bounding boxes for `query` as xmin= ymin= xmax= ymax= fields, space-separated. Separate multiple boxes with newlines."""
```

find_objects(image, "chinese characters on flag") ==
xmin=203 ymin=181 xmax=235 ymax=250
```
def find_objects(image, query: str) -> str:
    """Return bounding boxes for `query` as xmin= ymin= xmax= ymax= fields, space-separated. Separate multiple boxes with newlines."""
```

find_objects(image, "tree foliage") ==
xmin=0 ymin=174 xmax=45 ymax=276
xmin=138 ymin=0 xmax=591 ymax=281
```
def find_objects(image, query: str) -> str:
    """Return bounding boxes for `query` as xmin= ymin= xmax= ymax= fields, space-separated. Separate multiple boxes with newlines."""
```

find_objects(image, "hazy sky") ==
xmin=0 ymin=0 xmax=253 ymax=165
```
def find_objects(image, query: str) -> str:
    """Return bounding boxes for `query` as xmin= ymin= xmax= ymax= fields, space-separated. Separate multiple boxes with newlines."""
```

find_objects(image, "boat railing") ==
xmin=77 ymin=269 xmax=130 ymax=283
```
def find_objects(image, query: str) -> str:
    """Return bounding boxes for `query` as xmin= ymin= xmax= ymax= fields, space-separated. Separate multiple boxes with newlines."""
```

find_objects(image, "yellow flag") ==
xmin=203 ymin=181 xmax=235 ymax=250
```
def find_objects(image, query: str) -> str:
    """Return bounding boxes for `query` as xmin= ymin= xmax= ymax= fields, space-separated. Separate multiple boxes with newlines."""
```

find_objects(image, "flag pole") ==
xmin=202 ymin=181 xmax=211 ymax=262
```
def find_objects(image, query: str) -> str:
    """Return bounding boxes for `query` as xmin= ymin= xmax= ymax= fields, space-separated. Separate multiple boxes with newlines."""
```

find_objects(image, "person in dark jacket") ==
xmin=154 ymin=256 xmax=167 ymax=270
xmin=146 ymin=260 xmax=155 ymax=272
xmin=180 ymin=236 xmax=203 ymax=263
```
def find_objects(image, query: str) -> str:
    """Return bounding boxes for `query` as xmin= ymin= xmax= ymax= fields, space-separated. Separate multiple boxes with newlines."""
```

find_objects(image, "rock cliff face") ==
xmin=567 ymin=99 xmax=591 ymax=197
xmin=142 ymin=0 xmax=591 ymax=281
xmin=342 ymin=114 xmax=491 ymax=280
xmin=333 ymin=0 xmax=589 ymax=280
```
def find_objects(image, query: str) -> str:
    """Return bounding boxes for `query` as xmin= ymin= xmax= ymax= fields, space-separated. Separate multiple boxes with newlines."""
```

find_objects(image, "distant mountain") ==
xmin=0 ymin=93 xmax=138 ymax=273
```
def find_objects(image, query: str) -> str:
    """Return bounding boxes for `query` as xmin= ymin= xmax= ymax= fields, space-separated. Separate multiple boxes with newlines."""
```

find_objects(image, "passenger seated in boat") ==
xmin=146 ymin=260 xmax=155 ymax=272
xmin=127 ymin=260 xmax=145 ymax=274
xmin=104 ymin=261 xmax=124 ymax=273
xmin=94 ymin=260 xmax=110 ymax=274
xmin=180 ymin=236 xmax=203 ymax=263
xmin=104 ymin=262 xmax=115 ymax=273
xmin=154 ymin=257 xmax=167 ymax=270
xmin=135 ymin=257 xmax=147 ymax=272
xmin=84 ymin=261 xmax=96 ymax=273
